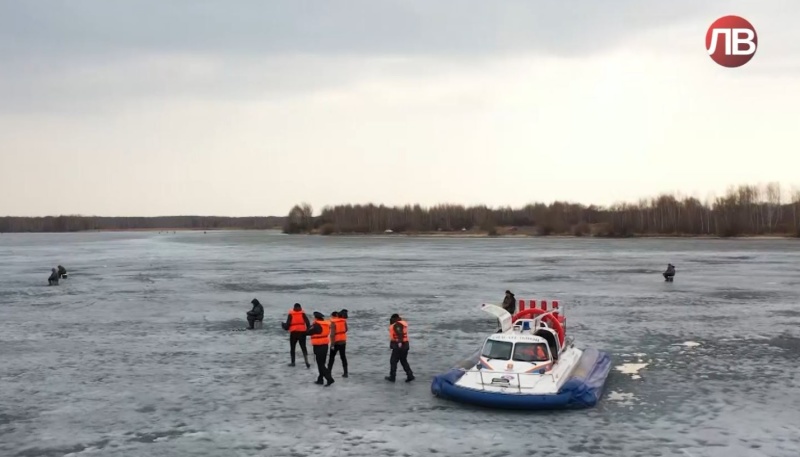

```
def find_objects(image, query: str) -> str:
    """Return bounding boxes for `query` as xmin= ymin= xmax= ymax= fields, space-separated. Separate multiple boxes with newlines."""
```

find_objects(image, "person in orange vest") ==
xmin=535 ymin=344 xmax=547 ymax=360
xmin=327 ymin=310 xmax=348 ymax=378
xmin=306 ymin=311 xmax=335 ymax=386
xmin=281 ymin=303 xmax=311 ymax=368
xmin=385 ymin=313 xmax=414 ymax=383
xmin=520 ymin=344 xmax=548 ymax=361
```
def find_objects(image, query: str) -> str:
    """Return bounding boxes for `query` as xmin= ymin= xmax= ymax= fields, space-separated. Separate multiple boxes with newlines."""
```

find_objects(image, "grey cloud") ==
xmin=0 ymin=0 xmax=756 ymax=114
xmin=0 ymin=54 xmax=459 ymax=115
xmin=1 ymin=0 xmax=717 ymax=59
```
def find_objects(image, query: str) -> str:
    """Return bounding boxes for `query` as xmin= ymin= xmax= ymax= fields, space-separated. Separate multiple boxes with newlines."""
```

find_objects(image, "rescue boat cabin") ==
xmin=479 ymin=302 xmax=565 ymax=368
xmin=478 ymin=318 xmax=562 ymax=372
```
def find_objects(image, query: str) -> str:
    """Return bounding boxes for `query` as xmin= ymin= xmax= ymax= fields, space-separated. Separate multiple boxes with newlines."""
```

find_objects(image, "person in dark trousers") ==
xmin=663 ymin=264 xmax=676 ymax=282
xmin=306 ymin=311 xmax=335 ymax=386
xmin=502 ymin=290 xmax=516 ymax=315
xmin=386 ymin=313 xmax=415 ymax=383
xmin=246 ymin=298 xmax=264 ymax=329
xmin=57 ymin=265 xmax=67 ymax=279
xmin=48 ymin=268 xmax=59 ymax=286
xmin=327 ymin=310 xmax=348 ymax=378
xmin=281 ymin=303 xmax=311 ymax=368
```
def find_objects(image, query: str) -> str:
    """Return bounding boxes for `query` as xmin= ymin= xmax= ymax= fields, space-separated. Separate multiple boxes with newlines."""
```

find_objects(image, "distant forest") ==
xmin=283 ymin=183 xmax=800 ymax=237
xmin=0 ymin=216 xmax=285 ymax=233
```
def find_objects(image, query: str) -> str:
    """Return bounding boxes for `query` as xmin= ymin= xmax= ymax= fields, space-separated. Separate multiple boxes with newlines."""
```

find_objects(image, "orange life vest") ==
xmin=288 ymin=310 xmax=307 ymax=332
xmin=331 ymin=317 xmax=347 ymax=343
xmin=389 ymin=320 xmax=409 ymax=343
xmin=310 ymin=320 xmax=331 ymax=346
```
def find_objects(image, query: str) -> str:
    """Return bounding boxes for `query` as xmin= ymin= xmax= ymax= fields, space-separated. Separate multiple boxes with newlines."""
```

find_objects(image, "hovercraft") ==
xmin=431 ymin=299 xmax=611 ymax=410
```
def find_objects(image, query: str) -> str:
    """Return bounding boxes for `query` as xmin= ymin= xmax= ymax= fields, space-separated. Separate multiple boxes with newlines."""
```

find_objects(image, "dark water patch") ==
xmin=337 ymin=309 xmax=390 ymax=322
xmin=29 ymin=301 xmax=60 ymax=308
xmin=127 ymin=273 xmax=156 ymax=283
xmin=375 ymin=258 xmax=433 ymax=264
xmin=509 ymin=274 xmax=575 ymax=283
xmin=618 ymin=268 xmax=660 ymax=274
xmin=583 ymin=268 xmax=658 ymax=277
xmin=774 ymin=309 xmax=800 ymax=318
xmin=217 ymin=281 xmax=332 ymax=292
xmin=128 ymin=429 xmax=192 ymax=443
xmin=706 ymin=288 xmax=783 ymax=301
xmin=692 ymin=314 xmax=742 ymax=323
xmin=0 ymin=412 xmax=30 ymax=427
xmin=14 ymin=440 xmax=109 ymax=457
xmin=411 ymin=298 xmax=444 ymax=305
xmin=539 ymin=257 xmax=562 ymax=264
xmin=437 ymin=318 xmax=491 ymax=333
xmin=443 ymin=262 xmax=508 ymax=270
xmin=204 ymin=319 xmax=253 ymax=332
xmin=692 ymin=257 xmax=755 ymax=266
xmin=317 ymin=290 xmax=433 ymax=300
xmin=767 ymin=334 xmax=800 ymax=355
xmin=273 ymin=268 xmax=339 ymax=275
xmin=258 ymin=324 xmax=288 ymax=337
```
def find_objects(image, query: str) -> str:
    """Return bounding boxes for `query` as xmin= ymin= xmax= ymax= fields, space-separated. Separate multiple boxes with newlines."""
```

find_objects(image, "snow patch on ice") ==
xmin=615 ymin=362 xmax=648 ymax=379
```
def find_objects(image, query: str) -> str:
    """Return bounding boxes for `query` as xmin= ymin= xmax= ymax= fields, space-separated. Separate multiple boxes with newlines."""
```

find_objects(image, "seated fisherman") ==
xmin=247 ymin=298 xmax=264 ymax=329
xmin=663 ymin=263 xmax=676 ymax=282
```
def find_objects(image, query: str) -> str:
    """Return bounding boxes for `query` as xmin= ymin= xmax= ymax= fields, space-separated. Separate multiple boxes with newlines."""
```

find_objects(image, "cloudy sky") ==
xmin=1 ymin=1 xmax=799 ymax=217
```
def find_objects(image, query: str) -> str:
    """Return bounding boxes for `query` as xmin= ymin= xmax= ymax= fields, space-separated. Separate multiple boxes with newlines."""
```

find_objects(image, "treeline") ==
xmin=0 ymin=216 xmax=286 ymax=233
xmin=284 ymin=183 xmax=800 ymax=237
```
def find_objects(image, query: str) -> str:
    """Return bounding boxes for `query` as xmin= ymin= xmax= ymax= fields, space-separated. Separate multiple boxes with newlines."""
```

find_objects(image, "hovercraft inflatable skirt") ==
xmin=431 ymin=348 xmax=612 ymax=410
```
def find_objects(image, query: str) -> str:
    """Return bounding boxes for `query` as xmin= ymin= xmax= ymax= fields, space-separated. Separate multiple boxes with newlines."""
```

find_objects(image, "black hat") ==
xmin=339 ymin=309 xmax=348 ymax=318
xmin=390 ymin=313 xmax=400 ymax=322
xmin=251 ymin=298 xmax=260 ymax=305
xmin=331 ymin=311 xmax=339 ymax=317
xmin=313 ymin=311 xmax=324 ymax=319
xmin=293 ymin=303 xmax=302 ymax=310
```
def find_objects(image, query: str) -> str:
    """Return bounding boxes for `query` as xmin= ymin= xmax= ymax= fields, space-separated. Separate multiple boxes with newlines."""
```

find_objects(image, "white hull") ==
xmin=455 ymin=345 xmax=583 ymax=395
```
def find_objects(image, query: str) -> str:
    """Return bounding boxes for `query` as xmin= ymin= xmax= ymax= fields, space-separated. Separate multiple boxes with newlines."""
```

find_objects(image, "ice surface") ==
xmin=1 ymin=232 xmax=800 ymax=456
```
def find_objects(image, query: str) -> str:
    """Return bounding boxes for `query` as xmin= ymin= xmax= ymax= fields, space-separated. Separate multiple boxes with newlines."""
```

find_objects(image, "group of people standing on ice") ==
xmin=244 ymin=300 xmax=414 ymax=386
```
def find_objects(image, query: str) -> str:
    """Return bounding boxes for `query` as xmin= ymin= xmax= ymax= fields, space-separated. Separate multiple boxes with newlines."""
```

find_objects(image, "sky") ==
xmin=1 ymin=0 xmax=799 ymax=217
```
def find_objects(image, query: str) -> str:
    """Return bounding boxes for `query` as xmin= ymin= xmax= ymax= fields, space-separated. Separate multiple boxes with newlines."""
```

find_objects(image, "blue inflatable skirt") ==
xmin=430 ymin=348 xmax=611 ymax=410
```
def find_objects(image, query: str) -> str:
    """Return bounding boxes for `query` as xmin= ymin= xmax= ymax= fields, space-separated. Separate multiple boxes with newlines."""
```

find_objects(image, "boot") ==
xmin=385 ymin=376 xmax=395 ymax=382
xmin=405 ymin=375 xmax=415 ymax=383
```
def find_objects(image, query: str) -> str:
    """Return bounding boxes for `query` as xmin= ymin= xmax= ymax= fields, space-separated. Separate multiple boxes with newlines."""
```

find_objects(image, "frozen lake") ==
xmin=1 ymin=231 xmax=799 ymax=457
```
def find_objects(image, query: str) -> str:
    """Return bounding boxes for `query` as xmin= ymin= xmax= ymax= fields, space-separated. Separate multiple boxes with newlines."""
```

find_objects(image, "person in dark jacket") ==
xmin=386 ymin=313 xmax=414 ymax=383
xmin=282 ymin=303 xmax=311 ymax=368
xmin=663 ymin=264 xmax=676 ymax=282
xmin=57 ymin=265 xmax=67 ymax=279
xmin=305 ymin=311 xmax=335 ymax=386
xmin=502 ymin=290 xmax=516 ymax=315
xmin=48 ymin=268 xmax=59 ymax=286
xmin=246 ymin=298 xmax=264 ymax=329
xmin=327 ymin=310 xmax=348 ymax=378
